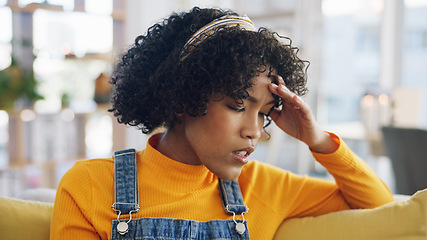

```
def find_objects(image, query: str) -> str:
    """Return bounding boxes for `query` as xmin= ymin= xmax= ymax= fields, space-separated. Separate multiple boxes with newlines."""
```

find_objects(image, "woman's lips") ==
xmin=232 ymin=147 xmax=255 ymax=164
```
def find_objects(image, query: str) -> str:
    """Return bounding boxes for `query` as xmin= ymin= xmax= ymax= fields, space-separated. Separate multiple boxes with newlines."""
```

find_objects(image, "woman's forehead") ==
xmin=247 ymin=73 xmax=276 ymax=102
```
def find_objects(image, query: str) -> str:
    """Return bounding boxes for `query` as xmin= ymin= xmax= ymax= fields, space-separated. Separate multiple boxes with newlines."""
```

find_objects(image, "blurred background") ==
xmin=1 ymin=0 xmax=426 ymax=197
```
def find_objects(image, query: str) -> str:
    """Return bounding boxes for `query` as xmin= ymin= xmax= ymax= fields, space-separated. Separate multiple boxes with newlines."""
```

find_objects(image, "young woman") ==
xmin=50 ymin=7 xmax=393 ymax=240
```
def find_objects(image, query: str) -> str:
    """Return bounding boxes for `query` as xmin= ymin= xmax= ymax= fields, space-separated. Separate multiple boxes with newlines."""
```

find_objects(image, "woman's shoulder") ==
xmin=58 ymin=157 xmax=115 ymax=191
xmin=70 ymin=157 xmax=114 ymax=175
xmin=54 ymin=157 xmax=116 ymax=224
xmin=74 ymin=157 xmax=114 ymax=169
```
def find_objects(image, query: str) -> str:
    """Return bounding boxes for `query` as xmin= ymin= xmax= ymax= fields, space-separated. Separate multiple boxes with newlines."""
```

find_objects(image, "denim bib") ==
xmin=111 ymin=149 xmax=250 ymax=240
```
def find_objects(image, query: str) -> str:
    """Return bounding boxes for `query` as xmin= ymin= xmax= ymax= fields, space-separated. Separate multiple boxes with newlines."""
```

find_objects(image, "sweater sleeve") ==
xmin=240 ymin=132 xmax=394 ymax=222
xmin=50 ymin=161 xmax=99 ymax=240
xmin=311 ymin=132 xmax=394 ymax=209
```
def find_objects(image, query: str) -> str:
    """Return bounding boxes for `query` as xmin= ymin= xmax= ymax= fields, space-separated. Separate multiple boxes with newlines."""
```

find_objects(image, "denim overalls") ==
xmin=111 ymin=149 xmax=250 ymax=240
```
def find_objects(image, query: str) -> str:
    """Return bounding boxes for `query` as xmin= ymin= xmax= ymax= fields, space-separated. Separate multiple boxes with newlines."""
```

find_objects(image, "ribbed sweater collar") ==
xmin=138 ymin=134 xmax=217 ymax=191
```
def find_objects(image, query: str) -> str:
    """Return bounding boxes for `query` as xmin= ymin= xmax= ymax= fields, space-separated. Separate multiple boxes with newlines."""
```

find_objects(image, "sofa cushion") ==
xmin=274 ymin=188 xmax=427 ymax=240
xmin=0 ymin=196 xmax=53 ymax=240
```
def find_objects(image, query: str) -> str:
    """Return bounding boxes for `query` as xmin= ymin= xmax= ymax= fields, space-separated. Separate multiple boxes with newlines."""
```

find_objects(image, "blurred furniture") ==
xmin=0 ymin=196 xmax=53 ymax=240
xmin=382 ymin=126 xmax=427 ymax=195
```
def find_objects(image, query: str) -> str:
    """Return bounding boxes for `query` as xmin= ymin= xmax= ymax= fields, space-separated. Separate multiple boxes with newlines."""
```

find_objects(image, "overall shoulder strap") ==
xmin=218 ymin=179 xmax=249 ymax=215
xmin=112 ymin=149 xmax=140 ymax=214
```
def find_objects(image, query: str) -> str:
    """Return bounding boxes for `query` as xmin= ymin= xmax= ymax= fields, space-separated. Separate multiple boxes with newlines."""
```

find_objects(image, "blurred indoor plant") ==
xmin=0 ymin=58 xmax=43 ymax=110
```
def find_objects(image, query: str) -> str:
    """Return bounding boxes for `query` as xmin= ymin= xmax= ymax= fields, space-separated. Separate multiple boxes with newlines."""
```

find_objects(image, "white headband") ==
xmin=180 ymin=15 xmax=257 ymax=60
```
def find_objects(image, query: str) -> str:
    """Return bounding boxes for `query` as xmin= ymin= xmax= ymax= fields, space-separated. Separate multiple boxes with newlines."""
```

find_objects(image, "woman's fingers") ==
xmin=268 ymin=75 xmax=330 ymax=149
xmin=275 ymin=74 xmax=286 ymax=85
xmin=269 ymin=82 xmax=304 ymax=111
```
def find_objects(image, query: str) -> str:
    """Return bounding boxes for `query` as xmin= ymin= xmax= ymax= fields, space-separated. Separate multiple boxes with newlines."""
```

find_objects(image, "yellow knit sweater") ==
xmin=50 ymin=134 xmax=393 ymax=239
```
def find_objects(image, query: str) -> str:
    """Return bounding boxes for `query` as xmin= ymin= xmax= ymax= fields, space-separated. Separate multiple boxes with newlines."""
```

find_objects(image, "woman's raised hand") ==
xmin=268 ymin=75 xmax=338 ymax=154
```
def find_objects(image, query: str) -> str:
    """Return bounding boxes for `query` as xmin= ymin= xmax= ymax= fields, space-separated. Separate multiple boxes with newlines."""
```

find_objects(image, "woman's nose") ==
xmin=240 ymin=114 xmax=262 ymax=140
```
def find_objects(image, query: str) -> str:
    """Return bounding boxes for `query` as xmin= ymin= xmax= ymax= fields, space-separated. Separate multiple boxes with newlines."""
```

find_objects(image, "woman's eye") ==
xmin=228 ymin=105 xmax=245 ymax=112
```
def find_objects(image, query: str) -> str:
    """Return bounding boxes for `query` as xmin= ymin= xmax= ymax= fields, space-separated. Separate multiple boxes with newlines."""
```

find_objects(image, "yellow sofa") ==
xmin=1 ymin=189 xmax=426 ymax=240
xmin=0 ymin=197 xmax=53 ymax=240
xmin=274 ymin=188 xmax=427 ymax=239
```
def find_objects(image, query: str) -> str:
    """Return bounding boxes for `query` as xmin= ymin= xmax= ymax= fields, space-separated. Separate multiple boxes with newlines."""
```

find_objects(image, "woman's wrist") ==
xmin=308 ymin=131 xmax=339 ymax=154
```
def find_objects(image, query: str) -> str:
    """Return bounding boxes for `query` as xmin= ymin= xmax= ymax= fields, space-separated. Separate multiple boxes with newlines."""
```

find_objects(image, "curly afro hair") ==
xmin=109 ymin=7 xmax=308 ymax=134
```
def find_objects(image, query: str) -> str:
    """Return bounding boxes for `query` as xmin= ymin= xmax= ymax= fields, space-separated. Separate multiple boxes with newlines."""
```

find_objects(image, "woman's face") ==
xmin=165 ymin=70 xmax=276 ymax=180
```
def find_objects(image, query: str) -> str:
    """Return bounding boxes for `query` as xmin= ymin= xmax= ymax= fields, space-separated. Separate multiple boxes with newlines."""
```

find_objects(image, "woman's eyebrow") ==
xmin=247 ymin=96 xmax=276 ymax=106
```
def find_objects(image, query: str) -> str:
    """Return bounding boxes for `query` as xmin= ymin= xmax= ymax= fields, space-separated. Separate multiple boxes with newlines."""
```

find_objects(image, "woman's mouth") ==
xmin=235 ymin=151 xmax=248 ymax=157
xmin=232 ymin=147 xmax=255 ymax=164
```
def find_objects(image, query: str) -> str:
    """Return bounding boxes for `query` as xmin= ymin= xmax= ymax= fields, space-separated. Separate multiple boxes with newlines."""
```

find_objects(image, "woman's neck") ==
xmin=155 ymin=129 xmax=202 ymax=165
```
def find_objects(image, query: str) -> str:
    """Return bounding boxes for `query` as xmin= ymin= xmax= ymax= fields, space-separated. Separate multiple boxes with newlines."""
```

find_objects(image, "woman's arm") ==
xmin=50 ymin=162 xmax=100 ymax=240
xmin=268 ymin=76 xmax=393 ymax=210
xmin=311 ymin=133 xmax=394 ymax=209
